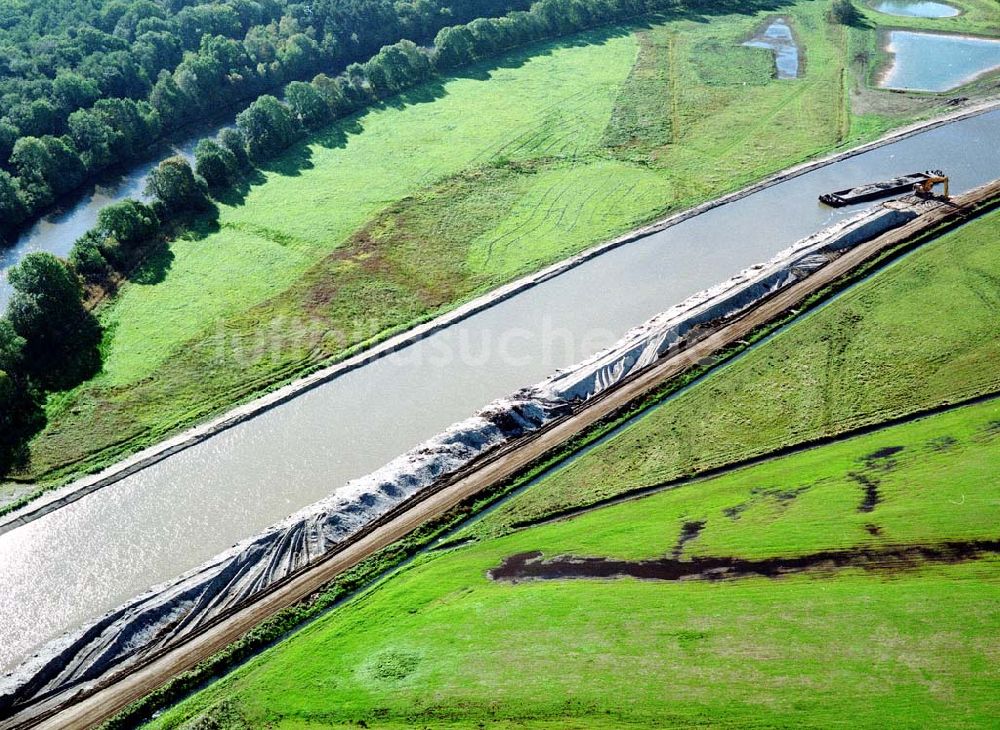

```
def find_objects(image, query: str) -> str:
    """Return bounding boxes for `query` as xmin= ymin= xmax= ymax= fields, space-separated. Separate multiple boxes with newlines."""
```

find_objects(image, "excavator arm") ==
xmin=914 ymin=175 xmax=949 ymax=199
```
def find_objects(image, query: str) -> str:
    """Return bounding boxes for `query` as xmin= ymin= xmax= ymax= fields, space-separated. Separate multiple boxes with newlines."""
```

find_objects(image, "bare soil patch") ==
xmin=488 ymin=540 xmax=1000 ymax=583
xmin=671 ymin=520 xmax=705 ymax=558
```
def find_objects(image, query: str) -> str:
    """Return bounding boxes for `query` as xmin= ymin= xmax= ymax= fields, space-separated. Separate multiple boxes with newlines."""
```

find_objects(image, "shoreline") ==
xmin=2 ymin=97 xmax=999 ymax=535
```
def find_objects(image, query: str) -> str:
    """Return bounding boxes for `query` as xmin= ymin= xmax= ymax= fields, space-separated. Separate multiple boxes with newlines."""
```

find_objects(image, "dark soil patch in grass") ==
xmin=752 ymin=485 xmax=810 ymax=503
xmin=863 ymin=445 xmax=904 ymax=467
xmin=671 ymin=519 xmax=705 ymax=558
xmin=488 ymin=540 xmax=1000 ymax=583
xmin=849 ymin=471 xmax=882 ymax=512
xmin=722 ymin=503 xmax=748 ymax=520
xmin=719 ymin=486 xmax=807 ymax=523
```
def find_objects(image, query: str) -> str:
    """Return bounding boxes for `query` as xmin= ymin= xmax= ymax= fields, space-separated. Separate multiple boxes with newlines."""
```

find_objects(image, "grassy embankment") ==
xmin=12 ymin=0 xmax=991 ymax=496
xmin=137 ymin=198 xmax=1000 ymax=730
xmin=145 ymin=394 xmax=1000 ymax=728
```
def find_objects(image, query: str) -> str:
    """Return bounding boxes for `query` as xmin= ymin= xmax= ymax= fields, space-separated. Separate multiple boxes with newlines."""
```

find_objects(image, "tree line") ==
xmin=0 ymin=0 xmax=540 ymax=245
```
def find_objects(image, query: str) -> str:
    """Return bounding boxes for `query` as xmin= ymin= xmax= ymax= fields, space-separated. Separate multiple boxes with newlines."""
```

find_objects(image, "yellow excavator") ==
xmin=913 ymin=174 xmax=949 ymax=199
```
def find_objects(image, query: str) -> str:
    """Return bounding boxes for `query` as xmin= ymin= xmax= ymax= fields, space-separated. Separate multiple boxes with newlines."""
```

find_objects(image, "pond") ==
xmin=873 ymin=1 xmax=960 ymax=18
xmin=880 ymin=30 xmax=1000 ymax=92
xmin=743 ymin=17 xmax=800 ymax=79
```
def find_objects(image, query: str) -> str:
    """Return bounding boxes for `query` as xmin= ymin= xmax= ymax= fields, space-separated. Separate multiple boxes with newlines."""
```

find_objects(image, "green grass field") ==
xmin=145 ymin=395 xmax=1000 ymax=730
xmin=14 ymin=0 xmax=996 ymax=491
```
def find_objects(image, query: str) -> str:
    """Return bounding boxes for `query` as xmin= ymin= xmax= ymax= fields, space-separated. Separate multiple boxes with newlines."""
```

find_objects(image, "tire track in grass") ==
xmin=565 ymin=179 xmax=622 ymax=233
xmin=503 ymin=116 xmax=577 ymax=159
xmin=480 ymin=85 xmax=610 ymax=163
xmin=479 ymin=178 xmax=571 ymax=265
xmin=558 ymin=169 xmax=641 ymax=235
xmin=494 ymin=176 xmax=578 ymax=254
xmin=669 ymin=31 xmax=681 ymax=144
xmin=475 ymin=87 xmax=597 ymax=163
xmin=692 ymin=80 xmax=816 ymax=163
xmin=584 ymin=180 xmax=640 ymax=231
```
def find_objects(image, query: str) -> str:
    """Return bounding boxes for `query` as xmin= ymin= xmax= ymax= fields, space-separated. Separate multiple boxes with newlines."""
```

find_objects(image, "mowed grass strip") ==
xmin=20 ymin=0 xmax=993 ymax=484
xmin=471 ymin=208 xmax=1000 ymax=536
xmin=145 ymin=397 xmax=1000 ymax=730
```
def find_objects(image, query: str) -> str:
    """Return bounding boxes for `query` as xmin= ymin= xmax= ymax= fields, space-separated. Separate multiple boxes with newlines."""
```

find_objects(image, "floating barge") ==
xmin=819 ymin=170 xmax=945 ymax=207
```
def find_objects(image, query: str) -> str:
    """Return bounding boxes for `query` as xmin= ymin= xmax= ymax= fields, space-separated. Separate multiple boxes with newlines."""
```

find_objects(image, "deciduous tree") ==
xmin=830 ymin=0 xmax=862 ymax=25
xmin=285 ymin=81 xmax=331 ymax=129
xmin=6 ymin=253 xmax=102 ymax=388
xmin=218 ymin=127 xmax=251 ymax=170
xmin=145 ymin=156 xmax=210 ymax=212
xmin=97 ymin=199 xmax=160 ymax=246
xmin=236 ymin=95 xmax=298 ymax=161
xmin=194 ymin=138 xmax=239 ymax=187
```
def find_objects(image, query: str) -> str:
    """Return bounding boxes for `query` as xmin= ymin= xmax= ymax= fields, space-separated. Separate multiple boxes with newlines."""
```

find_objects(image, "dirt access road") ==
xmin=10 ymin=181 xmax=1000 ymax=730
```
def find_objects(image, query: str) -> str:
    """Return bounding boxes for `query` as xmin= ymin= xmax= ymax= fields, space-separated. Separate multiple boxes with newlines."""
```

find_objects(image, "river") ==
xmin=0 ymin=125 xmax=223 ymax=309
xmin=0 ymin=109 xmax=998 ymax=674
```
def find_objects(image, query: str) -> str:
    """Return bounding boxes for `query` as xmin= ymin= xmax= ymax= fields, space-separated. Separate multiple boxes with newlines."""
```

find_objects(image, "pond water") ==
xmin=743 ymin=17 xmax=800 ymax=79
xmin=880 ymin=30 xmax=1000 ymax=91
xmin=0 ymin=107 xmax=998 ymax=673
xmin=873 ymin=1 xmax=960 ymax=18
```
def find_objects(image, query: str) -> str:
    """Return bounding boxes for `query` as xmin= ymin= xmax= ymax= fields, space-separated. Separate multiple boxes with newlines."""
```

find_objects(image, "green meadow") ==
xmin=136 ymin=197 xmax=1000 ymax=728
xmin=17 ymin=0 xmax=994 ymax=489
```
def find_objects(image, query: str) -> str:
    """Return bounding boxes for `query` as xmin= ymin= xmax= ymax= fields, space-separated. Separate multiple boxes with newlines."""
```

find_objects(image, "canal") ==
xmin=0 ymin=108 xmax=998 ymax=675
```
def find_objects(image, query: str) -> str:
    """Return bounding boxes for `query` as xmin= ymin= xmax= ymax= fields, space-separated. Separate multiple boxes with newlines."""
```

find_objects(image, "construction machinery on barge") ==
xmin=820 ymin=170 xmax=949 ymax=207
